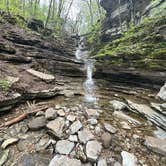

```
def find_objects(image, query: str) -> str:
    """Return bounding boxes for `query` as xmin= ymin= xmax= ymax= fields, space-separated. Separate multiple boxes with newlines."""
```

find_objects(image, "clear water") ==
xmin=75 ymin=40 xmax=97 ymax=103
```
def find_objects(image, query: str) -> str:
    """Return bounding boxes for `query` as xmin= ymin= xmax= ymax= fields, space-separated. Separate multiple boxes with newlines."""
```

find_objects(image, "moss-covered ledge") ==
xmin=90 ymin=14 xmax=166 ymax=71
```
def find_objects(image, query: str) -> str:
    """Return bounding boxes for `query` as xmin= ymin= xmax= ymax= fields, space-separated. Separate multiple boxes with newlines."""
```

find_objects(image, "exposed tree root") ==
xmin=0 ymin=106 xmax=48 ymax=128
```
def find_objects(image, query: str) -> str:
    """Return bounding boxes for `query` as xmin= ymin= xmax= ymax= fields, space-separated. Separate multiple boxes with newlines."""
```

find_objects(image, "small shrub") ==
xmin=0 ymin=79 xmax=11 ymax=92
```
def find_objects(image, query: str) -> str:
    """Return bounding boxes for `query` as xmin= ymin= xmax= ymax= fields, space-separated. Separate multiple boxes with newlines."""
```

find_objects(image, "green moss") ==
xmin=92 ymin=13 xmax=166 ymax=70
xmin=150 ymin=49 xmax=166 ymax=59
xmin=0 ymin=79 xmax=11 ymax=92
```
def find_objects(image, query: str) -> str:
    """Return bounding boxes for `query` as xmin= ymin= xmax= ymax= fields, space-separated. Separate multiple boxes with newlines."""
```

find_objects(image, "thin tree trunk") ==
xmin=86 ymin=0 xmax=93 ymax=26
xmin=45 ymin=0 xmax=53 ymax=28
xmin=129 ymin=0 xmax=134 ymax=25
xmin=52 ymin=0 xmax=56 ymax=20
xmin=29 ymin=0 xmax=33 ymax=18
xmin=5 ymin=0 xmax=10 ymax=15
xmin=118 ymin=0 xmax=122 ymax=32
xmin=57 ymin=0 xmax=63 ymax=18
xmin=22 ymin=0 xmax=25 ymax=16
xmin=33 ymin=0 xmax=40 ymax=17
xmin=64 ymin=0 xmax=74 ymax=24
xmin=96 ymin=0 xmax=102 ymax=18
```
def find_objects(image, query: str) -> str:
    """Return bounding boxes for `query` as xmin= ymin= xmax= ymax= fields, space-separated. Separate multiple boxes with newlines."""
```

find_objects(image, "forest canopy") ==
xmin=0 ymin=0 xmax=105 ymax=35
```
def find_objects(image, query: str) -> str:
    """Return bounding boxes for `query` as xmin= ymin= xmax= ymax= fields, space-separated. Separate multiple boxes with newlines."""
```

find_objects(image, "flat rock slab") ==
xmin=45 ymin=108 xmax=57 ymax=120
xmin=127 ymin=100 xmax=166 ymax=130
xmin=144 ymin=136 xmax=166 ymax=156
xmin=88 ymin=118 xmax=98 ymax=125
xmin=46 ymin=118 xmax=65 ymax=138
xmin=70 ymin=120 xmax=82 ymax=134
xmin=97 ymin=158 xmax=107 ymax=166
xmin=25 ymin=87 xmax=61 ymax=99
xmin=63 ymin=90 xmax=75 ymax=98
xmin=56 ymin=140 xmax=75 ymax=155
xmin=120 ymin=121 xmax=131 ymax=130
xmin=156 ymin=83 xmax=166 ymax=101
xmin=27 ymin=69 xmax=55 ymax=81
xmin=85 ymin=109 xmax=99 ymax=118
xmin=103 ymin=123 xmax=117 ymax=134
xmin=121 ymin=151 xmax=138 ymax=166
xmin=151 ymin=103 xmax=166 ymax=115
xmin=1 ymin=138 xmax=19 ymax=149
xmin=6 ymin=76 xmax=19 ymax=84
xmin=28 ymin=116 xmax=46 ymax=130
xmin=0 ymin=93 xmax=21 ymax=111
xmin=0 ymin=149 xmax=9 ymax=166
xmin=109 ymin=100 xmax=127 ymax=111
xmin=78 ymin=129 xmax=94 ymax=144
xmin=69 ymin=135 xmax=78 ymax=142
xmin=86 ymin=140 xmax=102 ymax=161
xmin=67 ymin=115 xmax=76 ymax=122
xmin=49 ymin=155 xmax=81 ymax=166
xmin=57 ymin=109 xmax=65 ymax=117
xmin=113 ymin=111 xmax=141 ymax=125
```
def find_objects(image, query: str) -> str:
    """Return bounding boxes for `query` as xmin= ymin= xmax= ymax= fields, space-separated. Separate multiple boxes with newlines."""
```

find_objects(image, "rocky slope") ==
xmin=0 ymin=14 xmax=84 ymax=112
xmin=91 ymin=0 xmax=166 ymax=89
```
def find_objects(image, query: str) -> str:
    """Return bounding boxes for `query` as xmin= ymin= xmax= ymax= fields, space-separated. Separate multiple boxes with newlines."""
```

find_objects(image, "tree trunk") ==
xmin=45 ymin=0 xmax=53 ymax=28
xmin=33 ymin=0 xmax=40 ymax=17
xmin=57 ymin=0 xmax=63 ymax=18
xmin=86 ymin=0 xmax=93 ymax=26
xmin=22 ymin=0 xmax=25 ymax=16
xmin=5 ymin=0 xmax=10 ymax=15
xmin=64 ymin=0 xmax=74 ymax=23
xmin=96 ymin=0 xmax=102 ymax=18
xmin=118 ymin=0 xmax=122 ymax=32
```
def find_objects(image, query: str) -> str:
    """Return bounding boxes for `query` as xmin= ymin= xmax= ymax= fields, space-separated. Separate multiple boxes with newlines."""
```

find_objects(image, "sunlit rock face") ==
xmin=100 ymin=0 xmax=164 ymax=41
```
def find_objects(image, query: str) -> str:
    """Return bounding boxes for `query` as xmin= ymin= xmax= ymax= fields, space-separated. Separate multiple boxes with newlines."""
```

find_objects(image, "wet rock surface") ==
xmin=0 ymin=90 xmax=166 ymax=165
xmin=144 ymin=136 xmax=166 ymax=156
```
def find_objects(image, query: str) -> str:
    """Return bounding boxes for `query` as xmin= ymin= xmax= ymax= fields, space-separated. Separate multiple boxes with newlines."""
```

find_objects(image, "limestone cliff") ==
xmin=91 ymin=0 xmax=166 ymax=89
xmin=100 ymin=0 xmax=165 ymax=41
xmin=0 ymin=13 xmax=84 ymax=111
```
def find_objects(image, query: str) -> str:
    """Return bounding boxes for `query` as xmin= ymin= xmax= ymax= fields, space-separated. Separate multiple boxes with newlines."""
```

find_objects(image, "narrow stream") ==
xmin=75 ymin=38 xmax=97 ymax=104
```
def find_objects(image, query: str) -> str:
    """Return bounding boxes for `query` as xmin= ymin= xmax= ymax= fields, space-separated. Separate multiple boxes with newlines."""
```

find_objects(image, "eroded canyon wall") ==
xmin=100 ymin=0 xmax=165 ymax=41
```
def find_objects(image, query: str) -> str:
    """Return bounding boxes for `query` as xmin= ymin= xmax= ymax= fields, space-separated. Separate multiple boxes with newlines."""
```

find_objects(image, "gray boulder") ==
xmin=156 ymin=83 xmax=166 ymax=101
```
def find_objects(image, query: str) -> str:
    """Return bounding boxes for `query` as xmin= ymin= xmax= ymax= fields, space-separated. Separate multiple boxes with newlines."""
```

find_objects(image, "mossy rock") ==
xmin=0 ymin=79 xmax=11 ymax=92
xmin=150 ymin=49 xmax=166 ymax=59
xmin=92 ymin=13 xmax=166 ymax=71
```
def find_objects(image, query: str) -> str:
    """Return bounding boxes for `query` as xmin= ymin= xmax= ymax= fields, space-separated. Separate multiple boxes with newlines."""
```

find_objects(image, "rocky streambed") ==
xmin=0 ymin=14 xmax=166 ymax=166
xmin=0 ymin=78 xmax=166 ymax=166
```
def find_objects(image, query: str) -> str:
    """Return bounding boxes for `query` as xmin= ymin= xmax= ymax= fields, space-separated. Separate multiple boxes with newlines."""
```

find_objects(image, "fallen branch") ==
xmin=0 ymin=106 xmax=48 ymax=128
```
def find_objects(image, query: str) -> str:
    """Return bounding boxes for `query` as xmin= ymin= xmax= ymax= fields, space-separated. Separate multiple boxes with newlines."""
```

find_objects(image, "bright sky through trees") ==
xmin=0 ymin=0 xmax=104 ymax=34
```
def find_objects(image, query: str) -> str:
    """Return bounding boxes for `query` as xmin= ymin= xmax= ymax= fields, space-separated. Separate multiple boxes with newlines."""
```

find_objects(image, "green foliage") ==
xmin=87 ymin=21 xmax=102 ymax=46
xmin=0 ymin=79 xmax=11 ymax=92
xmin=93 ymin=13 xmax=166 ymax=70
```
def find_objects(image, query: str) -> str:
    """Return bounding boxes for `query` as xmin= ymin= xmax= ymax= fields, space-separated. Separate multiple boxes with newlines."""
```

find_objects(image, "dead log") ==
xmin=0 ymin=106 xmax=48 ymax=128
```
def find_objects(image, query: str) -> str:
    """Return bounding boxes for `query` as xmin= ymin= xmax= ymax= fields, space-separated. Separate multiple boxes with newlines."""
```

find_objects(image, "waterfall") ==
xmin=75 ymin=38 xmax=97 ymax=103
xmin=83 ymin=59 xmax=96 ymax=103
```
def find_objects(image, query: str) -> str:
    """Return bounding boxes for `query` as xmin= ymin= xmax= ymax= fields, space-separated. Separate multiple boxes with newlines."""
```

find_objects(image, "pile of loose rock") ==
xmin=1 ymin=99 xmax=166 ymax=166
xmin=27 ymin=105 xmax=110 ymax=165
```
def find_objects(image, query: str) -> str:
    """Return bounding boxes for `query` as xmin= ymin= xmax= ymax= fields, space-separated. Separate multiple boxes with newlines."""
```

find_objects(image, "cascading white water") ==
xmin=75 ymin=38 xmax=97 ymax=103
xmin=83 ymin=59 xmax=96 ymax=103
